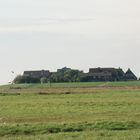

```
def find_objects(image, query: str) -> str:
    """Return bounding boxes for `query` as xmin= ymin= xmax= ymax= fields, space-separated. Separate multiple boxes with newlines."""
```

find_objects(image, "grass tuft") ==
xmin=0 ymin=121 xmax=140 ymax=136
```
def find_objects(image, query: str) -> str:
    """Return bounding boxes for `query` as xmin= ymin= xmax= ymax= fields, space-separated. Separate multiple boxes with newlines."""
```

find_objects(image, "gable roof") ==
xmin=89 ymin=67 xmax=124 ymax=73
xmin=23 ymin=70 xmax=50 ymax=78
xmin=124 ymin=69 xmax=137 ymax=80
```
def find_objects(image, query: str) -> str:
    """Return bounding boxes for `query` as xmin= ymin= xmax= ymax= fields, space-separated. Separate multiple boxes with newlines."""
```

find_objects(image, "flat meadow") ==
xmin=0 ymin=81 xmax=140 ymax=139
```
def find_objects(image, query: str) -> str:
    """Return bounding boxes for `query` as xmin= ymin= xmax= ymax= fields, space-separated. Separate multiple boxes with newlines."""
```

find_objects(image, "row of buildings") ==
xmin=23 ymin=67 xmax=138 ymax=82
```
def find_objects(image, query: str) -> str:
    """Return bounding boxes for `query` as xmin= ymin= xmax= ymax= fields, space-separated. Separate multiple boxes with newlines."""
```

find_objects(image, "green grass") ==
xmin=0 ymin=82 xmax=140 ymax=139
xmin=1 ymin=130 xmax=140 ymax=140
xmin=1 ymin=81 xmax=140 ymax=89
xmin=0 ymin=81 xmax=140 ymax=95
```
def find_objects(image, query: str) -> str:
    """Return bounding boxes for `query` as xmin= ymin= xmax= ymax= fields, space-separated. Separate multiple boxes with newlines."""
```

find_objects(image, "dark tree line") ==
xmin=13 ymin=69 xmax=86 ymax=84
xmin=13 ymin=75 xmax=40 ymax=84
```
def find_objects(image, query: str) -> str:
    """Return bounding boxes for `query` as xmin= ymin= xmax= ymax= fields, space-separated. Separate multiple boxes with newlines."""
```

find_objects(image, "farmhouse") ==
xmin=23 ymin=70 xmax=50 ymax=78
xmin=87 ymin=68 xmax=125 ymax=81
xmin=86 ymin=68 xmax=137 ymax=81
xmin=57 ymin=67 xmax=72 ymax=72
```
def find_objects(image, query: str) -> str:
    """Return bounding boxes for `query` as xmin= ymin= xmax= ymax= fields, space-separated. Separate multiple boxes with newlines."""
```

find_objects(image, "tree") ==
xmin=49 ymin=69 xmax=84 ymax=82
xmin=13 ymin=75 xmax=40 ymax=84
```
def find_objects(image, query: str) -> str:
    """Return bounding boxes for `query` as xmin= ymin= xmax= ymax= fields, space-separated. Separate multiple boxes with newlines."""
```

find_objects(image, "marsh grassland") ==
xmin=0 ymin=81 xmax=140 ymax=140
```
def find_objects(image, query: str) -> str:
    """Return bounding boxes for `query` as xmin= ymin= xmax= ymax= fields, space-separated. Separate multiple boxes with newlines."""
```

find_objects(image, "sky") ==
xmin=0 ymin=0 xmax=140 ymax=84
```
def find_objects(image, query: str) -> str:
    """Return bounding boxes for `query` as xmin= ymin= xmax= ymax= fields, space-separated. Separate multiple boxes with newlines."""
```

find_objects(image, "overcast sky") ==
xmin=0 ymin=0 xmax=140 ymax=84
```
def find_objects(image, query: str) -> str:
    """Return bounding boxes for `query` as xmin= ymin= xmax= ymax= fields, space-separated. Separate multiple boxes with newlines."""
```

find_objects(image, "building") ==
xmin=21 ymin=67 xmax=137 ymax=83
xmin=86 ymin=67 xmax=137 ymax=81
xmin=23 ymin=70 xmax=50 ymax=79
xmin=87 ymin=68 xmax=125 ymax=81
xmin=124 ymin=69 xmax=137 ymax=81
xmin=57 ymin=67 xmax=71 ymax=72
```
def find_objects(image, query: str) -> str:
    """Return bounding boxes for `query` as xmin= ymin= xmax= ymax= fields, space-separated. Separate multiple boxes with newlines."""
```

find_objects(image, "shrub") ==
xmin=13 ymin=75 xmax=40 ymax=84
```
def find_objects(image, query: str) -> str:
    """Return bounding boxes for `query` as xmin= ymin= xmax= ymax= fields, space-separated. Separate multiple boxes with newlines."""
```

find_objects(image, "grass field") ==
xmin=0 ymin=81 xmax=140 ymax=139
